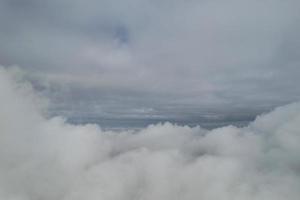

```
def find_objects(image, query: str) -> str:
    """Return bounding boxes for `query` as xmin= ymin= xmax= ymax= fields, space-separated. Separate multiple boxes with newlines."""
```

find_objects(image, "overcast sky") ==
xmin=1 ymin=0 xmax=300 ymax=120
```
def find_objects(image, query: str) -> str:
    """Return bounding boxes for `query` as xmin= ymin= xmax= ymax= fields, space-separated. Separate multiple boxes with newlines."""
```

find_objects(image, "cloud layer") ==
xmin=1 ymin=68 xmax=300 ymax=199
xmin=1 ymin=0 xmax=300 ymax=118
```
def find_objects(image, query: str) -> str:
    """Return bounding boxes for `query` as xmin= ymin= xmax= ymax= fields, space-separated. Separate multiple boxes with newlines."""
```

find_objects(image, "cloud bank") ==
xmin=1 ymin=0 xmax=300 ymax=118
xmin=1 ymin=68 xmax=300 ymax=200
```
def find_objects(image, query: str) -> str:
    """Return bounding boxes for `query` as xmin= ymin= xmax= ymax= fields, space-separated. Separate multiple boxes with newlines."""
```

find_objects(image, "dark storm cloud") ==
xmin=1 ymin=0 xmax=300 ymax=118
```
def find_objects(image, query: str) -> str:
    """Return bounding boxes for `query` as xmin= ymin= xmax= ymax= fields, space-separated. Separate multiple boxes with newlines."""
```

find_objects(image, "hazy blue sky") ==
xmin=1 ymin=0 xmax=300 ymax=121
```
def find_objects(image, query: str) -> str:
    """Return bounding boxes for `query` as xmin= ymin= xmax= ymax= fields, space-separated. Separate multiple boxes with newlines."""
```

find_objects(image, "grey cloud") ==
xmin=0 ymin=0 xmax=300 ymax=118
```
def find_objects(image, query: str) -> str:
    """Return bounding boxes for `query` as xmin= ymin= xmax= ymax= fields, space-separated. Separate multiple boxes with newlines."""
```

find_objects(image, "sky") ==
xmin=1 ymin=0 xmax=300 ymax=122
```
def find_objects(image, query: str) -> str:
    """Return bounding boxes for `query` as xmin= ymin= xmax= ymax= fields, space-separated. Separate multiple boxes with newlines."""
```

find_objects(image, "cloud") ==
xmin=1 ymin=67 xmax=300 ymax=199
xmin=1 ymin=0 xmax=300 ymax=118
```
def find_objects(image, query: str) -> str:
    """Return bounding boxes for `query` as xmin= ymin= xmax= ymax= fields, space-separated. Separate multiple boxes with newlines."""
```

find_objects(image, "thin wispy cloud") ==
xmin=0 ymin=0 xmax=300 ymax=119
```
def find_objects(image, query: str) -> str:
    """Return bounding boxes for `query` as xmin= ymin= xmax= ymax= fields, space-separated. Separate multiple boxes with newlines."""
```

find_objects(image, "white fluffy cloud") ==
xmin=1 ymin=67 xmax=300 ymax=199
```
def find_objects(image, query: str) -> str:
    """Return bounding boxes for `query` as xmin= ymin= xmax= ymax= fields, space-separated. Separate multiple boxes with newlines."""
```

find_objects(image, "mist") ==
xmin=1 ymin=0 xmax=300 ymax=118
xmin=1 ymin=67 xmax=300 ymax=200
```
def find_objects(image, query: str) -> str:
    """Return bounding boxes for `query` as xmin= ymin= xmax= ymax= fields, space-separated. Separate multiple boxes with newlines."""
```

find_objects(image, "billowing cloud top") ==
xmin=1 ymin=67 xmax=300 ymax=199
xmin=1 ymin=0 xmax=300 ymax=119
